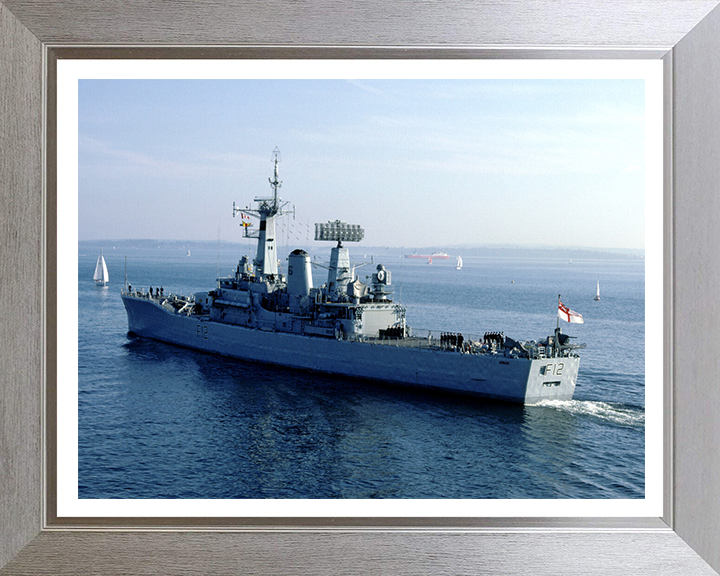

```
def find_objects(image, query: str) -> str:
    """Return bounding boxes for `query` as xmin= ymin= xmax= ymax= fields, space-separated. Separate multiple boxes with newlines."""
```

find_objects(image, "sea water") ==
xmin=78 ymin=245 xmax=645 ymax=499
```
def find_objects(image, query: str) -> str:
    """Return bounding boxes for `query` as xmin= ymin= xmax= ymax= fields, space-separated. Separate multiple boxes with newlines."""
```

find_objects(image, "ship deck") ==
xmin=123 ymin=290 xmax=572 ymax=360
xmin=362 ymin=335 xmax=514 ymax=358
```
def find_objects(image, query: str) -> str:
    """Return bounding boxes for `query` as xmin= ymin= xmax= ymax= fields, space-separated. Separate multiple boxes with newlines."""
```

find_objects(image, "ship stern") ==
xmin=523 ymin=356 xmax=580 ymax=404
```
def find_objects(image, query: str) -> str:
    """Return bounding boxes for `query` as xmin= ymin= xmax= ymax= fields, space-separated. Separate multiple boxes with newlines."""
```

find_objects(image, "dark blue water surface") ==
xmin=78 ymin=245 xmax=645 ymax=499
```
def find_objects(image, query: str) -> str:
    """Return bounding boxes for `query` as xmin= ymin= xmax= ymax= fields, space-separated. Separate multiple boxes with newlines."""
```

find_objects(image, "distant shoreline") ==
xmin=79 ymin=239 xmax=644 ymax=261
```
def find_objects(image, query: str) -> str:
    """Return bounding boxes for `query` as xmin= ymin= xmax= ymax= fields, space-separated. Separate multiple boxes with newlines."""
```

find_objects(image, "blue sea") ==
xmin=78 ymin=244 xmax=645 ymax=499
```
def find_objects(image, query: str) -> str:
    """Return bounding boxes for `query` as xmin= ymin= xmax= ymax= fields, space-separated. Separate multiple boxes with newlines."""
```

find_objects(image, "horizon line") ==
xmin=78 ymin=238 xmax=644 ymax=254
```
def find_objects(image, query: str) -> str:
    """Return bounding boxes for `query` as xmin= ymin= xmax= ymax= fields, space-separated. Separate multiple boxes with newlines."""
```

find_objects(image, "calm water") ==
xmin=78 ymin=245 xmax=645 ymax=499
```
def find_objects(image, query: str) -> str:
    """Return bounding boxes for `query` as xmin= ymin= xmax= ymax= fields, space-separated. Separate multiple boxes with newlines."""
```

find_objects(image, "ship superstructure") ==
xmin=121 ymin=150 xmax=585 ymax=404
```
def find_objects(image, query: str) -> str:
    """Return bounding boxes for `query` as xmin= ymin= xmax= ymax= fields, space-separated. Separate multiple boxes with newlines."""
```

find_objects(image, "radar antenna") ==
xmin=314 ymin=221 xmax=369 ymax=300
xmin=315 ymin=220 xmax=365 ymax=247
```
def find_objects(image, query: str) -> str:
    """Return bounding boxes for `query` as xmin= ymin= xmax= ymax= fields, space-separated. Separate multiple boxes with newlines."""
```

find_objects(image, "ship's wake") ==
xmin=533 ymin=399 xmax=645 ymax=428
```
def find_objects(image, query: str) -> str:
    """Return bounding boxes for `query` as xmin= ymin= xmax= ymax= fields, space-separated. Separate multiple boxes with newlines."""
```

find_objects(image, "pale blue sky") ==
xmin=79 ymin=79 xmax=646 ymax=249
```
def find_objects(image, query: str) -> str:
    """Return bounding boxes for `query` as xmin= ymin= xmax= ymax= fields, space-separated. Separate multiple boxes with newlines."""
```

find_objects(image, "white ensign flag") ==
xmin=558 ymin=300 xmax=584 ymax=324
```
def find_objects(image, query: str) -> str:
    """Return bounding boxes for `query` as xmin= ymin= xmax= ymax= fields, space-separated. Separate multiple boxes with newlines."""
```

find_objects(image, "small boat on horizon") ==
xmin=594 ymin=280 xmax=600 ymax=301
xmin=405 ymin=251 xmax=450 ymax=259
xmin=456 ymin=256 xmax=463 ymax=270
xmin=93 ymin=249 xmax=109 ymax=286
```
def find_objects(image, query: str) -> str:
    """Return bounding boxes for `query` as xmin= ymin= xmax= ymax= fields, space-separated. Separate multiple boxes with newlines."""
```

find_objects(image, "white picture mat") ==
xmin=57 ymin=58 xmax=664 ymax=518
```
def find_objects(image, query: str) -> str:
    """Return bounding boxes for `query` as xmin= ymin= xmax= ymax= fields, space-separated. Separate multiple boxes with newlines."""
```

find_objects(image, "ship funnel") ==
xmin=287 ymin=249 xmax=313 ymax=302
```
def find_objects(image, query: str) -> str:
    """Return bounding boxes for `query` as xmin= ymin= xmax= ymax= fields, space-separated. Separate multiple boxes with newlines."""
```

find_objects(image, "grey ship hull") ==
xmin=122 ymin=295 xmax=578 ymax=404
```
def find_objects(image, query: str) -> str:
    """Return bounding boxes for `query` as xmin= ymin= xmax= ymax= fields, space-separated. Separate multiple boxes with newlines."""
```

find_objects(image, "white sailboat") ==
xmin=594 ymin=280 xmax=600 ymax=301
xmin=93 ymin=249 xmax=109 ymax=286
xmin=456 ymin=256 xmax=463 ymax=270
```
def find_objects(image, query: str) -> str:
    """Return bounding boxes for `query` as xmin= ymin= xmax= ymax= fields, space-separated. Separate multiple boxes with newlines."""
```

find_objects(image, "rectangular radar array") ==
xmin=314 ymin=220 xmax=365 ymax=242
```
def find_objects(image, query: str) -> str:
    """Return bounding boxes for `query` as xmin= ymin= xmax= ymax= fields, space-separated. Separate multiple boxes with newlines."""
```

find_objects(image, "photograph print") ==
xmin=73 ymin=66 xmax=656 ymax=506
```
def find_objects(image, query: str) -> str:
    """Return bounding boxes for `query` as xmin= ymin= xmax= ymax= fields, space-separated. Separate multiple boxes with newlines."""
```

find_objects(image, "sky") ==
xmin=78 ymin=78 xmax=647 ymax=250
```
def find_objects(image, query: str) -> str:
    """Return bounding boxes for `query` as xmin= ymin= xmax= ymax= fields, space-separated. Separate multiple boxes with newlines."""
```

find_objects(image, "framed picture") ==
xmin=58 ymin=59 xmax=662 ymax=521
xmin=2 ymin=1 xmax=719 ymax=574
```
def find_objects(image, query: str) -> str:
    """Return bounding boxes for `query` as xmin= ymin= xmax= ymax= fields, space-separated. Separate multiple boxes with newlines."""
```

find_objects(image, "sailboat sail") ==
xmin=94 ymin=252 xmax=109 ymax=284
xmin=594 ymin=280 xmax=600 ymax=301
xmin=456 ymin=256 xmax=463 ymax=270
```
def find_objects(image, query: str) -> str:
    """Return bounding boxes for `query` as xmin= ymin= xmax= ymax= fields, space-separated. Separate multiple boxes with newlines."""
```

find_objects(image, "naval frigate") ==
xmin=121 ymin=149 xmax=585 ymax=404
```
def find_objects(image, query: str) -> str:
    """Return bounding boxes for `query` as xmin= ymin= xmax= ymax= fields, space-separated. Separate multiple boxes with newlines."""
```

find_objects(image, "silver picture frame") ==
xmin=2 ymin=1 xmax=720 ymax=574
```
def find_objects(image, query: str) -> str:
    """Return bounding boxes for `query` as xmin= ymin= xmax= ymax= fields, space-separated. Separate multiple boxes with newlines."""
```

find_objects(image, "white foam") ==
xmin=534 ymin=399 xmax=645 ymax=428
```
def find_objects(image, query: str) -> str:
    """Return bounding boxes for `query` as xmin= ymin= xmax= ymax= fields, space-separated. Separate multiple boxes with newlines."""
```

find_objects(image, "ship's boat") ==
xmin=93 ymin=249 xmax=109 ymax=286
xmin=121 ymin=149 xmax=585 ymax=404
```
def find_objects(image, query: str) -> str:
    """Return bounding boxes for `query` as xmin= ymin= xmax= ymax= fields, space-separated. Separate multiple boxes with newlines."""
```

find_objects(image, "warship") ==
xmin=121 ymin=149 xmax=585 ymax=404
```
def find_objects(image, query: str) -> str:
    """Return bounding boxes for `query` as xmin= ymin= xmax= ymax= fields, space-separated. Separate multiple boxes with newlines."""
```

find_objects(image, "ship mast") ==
xmin=233 ymin=147 xmax=293 ymax=280
xmin=315 ymin=220 xmax=365 ymax=300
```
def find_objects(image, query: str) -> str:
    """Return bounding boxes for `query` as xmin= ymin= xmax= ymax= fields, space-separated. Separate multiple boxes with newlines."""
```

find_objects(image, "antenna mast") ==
xmin=269 ymin=147 xmax=281 ymax=209
xmin=231 ymin=148 xmax=293 ymax=280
